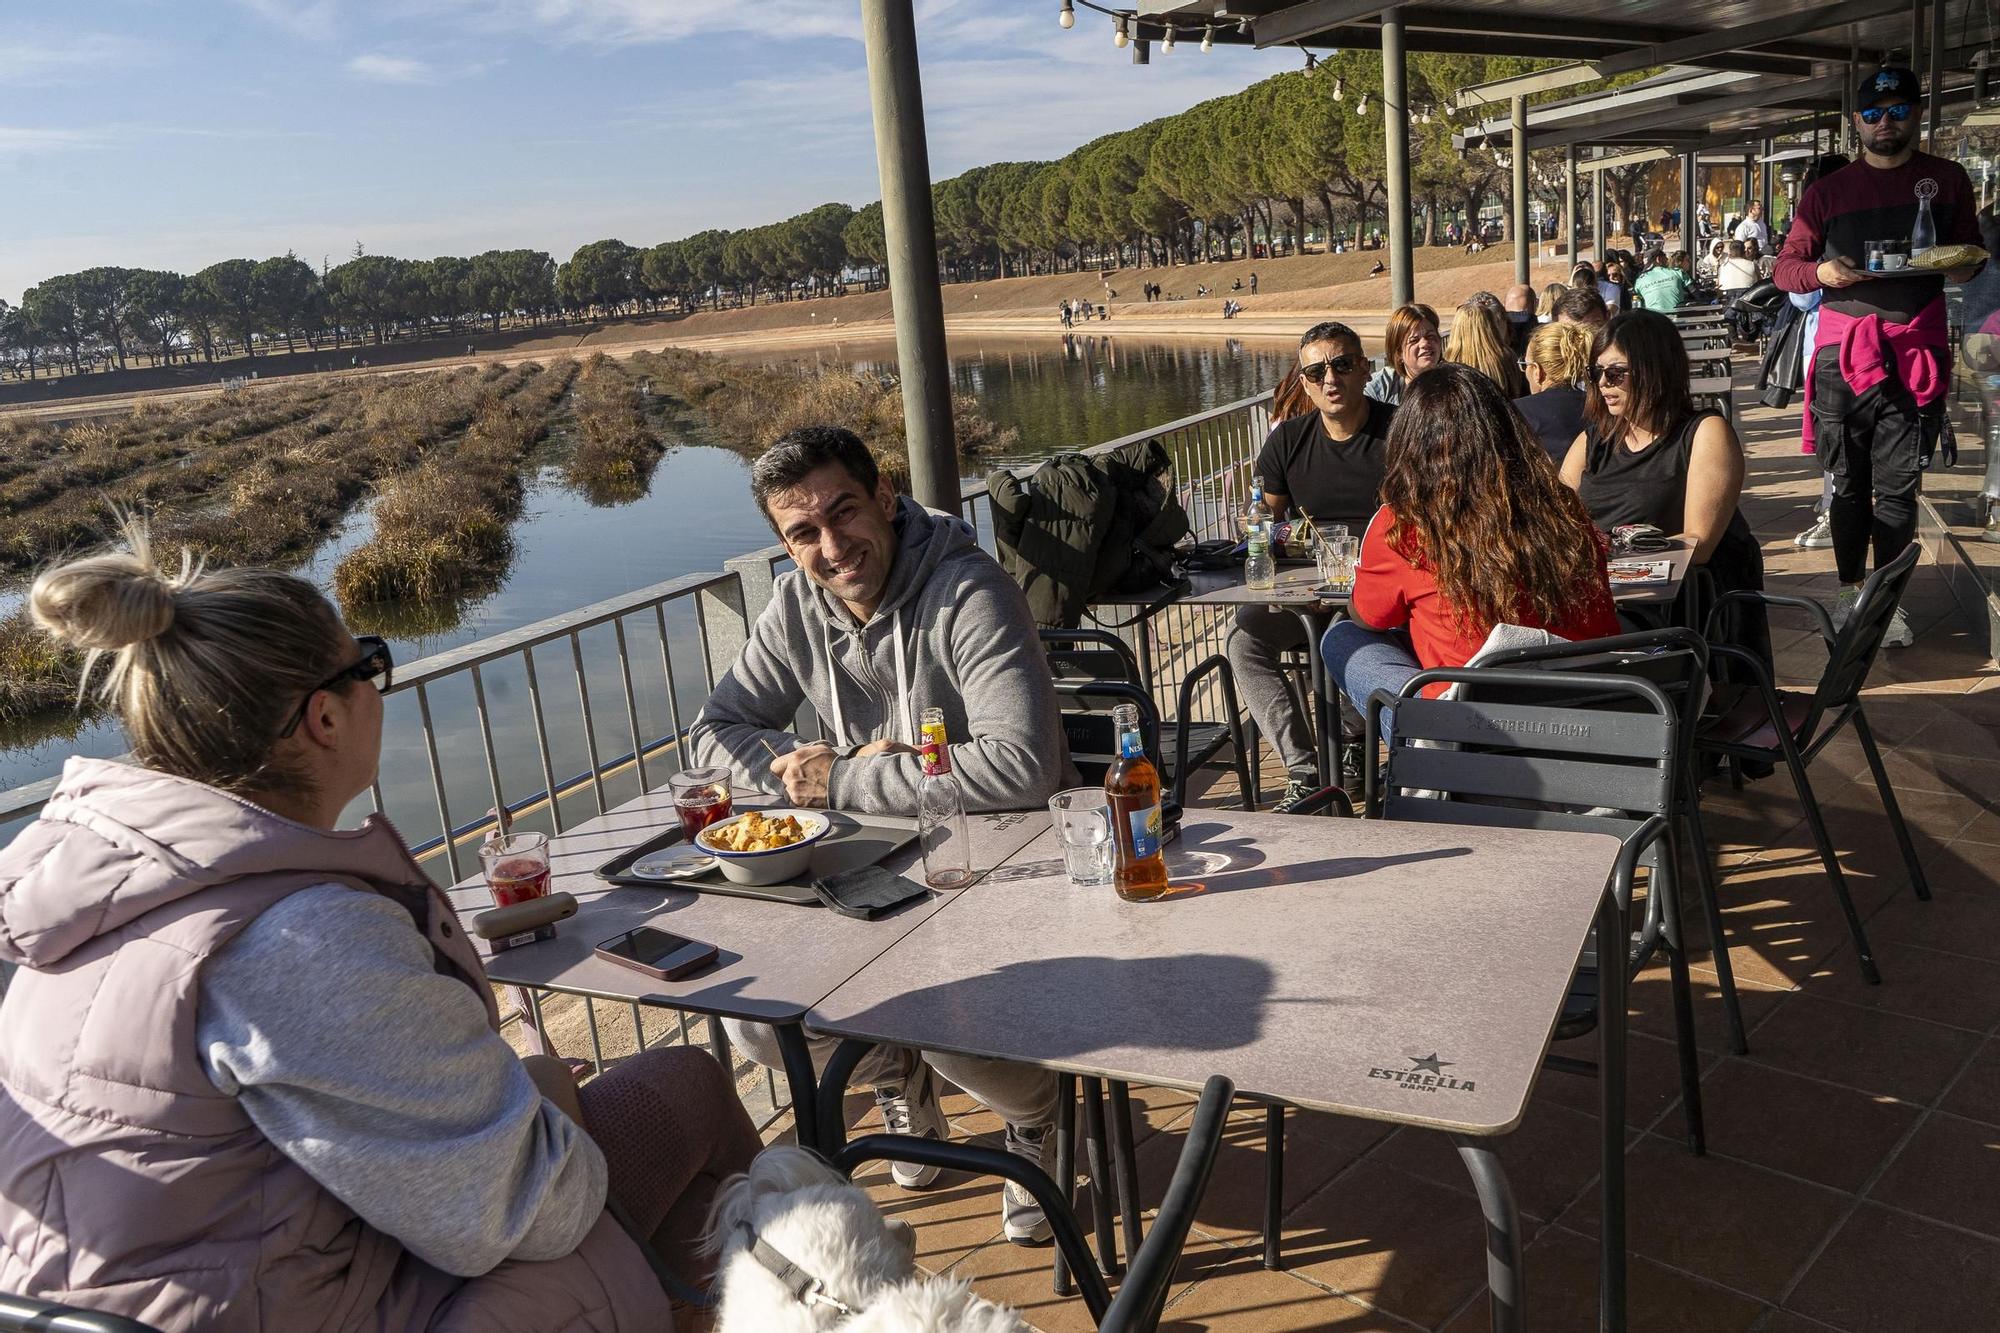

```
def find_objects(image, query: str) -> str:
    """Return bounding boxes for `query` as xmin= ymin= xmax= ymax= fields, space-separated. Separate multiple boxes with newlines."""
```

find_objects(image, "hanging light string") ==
xmin=1062 ymin=1 xmax=1236 ymax=51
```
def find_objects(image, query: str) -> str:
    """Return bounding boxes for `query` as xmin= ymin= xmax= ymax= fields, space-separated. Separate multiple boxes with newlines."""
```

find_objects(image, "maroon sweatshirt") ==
xmin=1773 ymin=150 xmax=1981 ymax=325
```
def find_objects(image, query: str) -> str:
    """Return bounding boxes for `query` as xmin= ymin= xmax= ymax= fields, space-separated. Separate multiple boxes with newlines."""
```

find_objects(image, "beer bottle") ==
xmin=917 ymin=707 xmax=974 ymax=890
xmin=1105 ymin=703 xmax=1169 ymax=901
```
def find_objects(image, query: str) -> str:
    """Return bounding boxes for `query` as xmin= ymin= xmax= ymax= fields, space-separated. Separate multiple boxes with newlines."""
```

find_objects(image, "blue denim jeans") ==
xmin=1320 ymin=620 xmax=1422 ymax=742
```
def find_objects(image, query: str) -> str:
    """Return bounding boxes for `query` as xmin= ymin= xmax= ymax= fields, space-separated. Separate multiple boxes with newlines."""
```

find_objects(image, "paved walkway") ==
xmin=811 ymin=381 xmax=2000 ymax=1332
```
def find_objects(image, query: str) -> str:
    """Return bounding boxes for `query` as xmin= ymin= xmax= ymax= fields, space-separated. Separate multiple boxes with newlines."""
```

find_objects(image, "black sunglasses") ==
xmin=1858 ymin=103 xmax=1914 ymax=124
xmin=278 ymin=636 xmax=394 ymax=738
xmin=1588 ymin=363 xmax=1632 ymax=388
xmin=1300 ymin=355 xmax=1363 ymax=382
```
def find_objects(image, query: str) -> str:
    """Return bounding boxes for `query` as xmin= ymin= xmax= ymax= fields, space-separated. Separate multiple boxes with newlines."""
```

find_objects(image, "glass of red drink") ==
xmin=669 ymin=766 xmax=734 ymax=842
xmin=481 ymin=831 xmax=551 ymax=908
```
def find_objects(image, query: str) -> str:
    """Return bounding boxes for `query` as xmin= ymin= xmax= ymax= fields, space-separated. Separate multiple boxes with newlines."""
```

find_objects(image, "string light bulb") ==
xmin=1163 ymin=24 xmax=1175 ymax=51
xmin=1331 ymin=75 xmax=1344 ymax=101
xmin=1201 ymin=24 xmax=1213 ymax=52
xmin=1304 ymin=51 xmax=1318 ymax=73
xmin=1113 ymin=15 xmax=1128 ymax=47
xmin=1237 ymin=17 xmax=1250 ymax=34
xmin=1356 ymin=93 xmax=1370 ymax=115
xmin=1059 ymin=0 xmax=1073 ymax=29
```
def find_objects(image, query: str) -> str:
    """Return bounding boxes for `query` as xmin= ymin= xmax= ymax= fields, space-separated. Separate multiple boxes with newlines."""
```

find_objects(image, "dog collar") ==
xmin=740 ymin=1224 xmax=860 ymax=1318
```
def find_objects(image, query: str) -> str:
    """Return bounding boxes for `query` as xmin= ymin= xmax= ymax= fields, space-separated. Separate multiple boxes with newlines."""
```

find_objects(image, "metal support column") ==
xmin=1911 ymin=0 xmax=1924 ymax=72
xmin=1927 ymin=0 xmax=1946 ymax=149
xmin=1680 ymin=151 xmax=1697 ymax=259
xmin=1511 ymin=95 xmax=1531 ymax=286
xmin=1759 ymin=139 xmax=1775 ymax=222
xmin=1563 ymin=144 xmax=1578 ymax=269
xmin=1383 ymin=11 xmax=1415 ymax=309
xmin=860 ymin=0 xmax=958 ymax=512
xmin=1590 ymin=157 xmax=1605 ymax=264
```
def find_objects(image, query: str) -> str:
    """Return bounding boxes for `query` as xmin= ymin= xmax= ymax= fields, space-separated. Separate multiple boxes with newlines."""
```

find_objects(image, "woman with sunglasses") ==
xmin=1319 ymin=362 xmax=1620 ymax=733
xmin=0 ymin=526 xmax=757 ymax=1330
xmin=1364 ymin=303 xmax=1442 ymax=406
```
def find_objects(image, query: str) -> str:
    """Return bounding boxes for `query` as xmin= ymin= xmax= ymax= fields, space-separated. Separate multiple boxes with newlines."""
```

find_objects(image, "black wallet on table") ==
xmin=811 ymin=863 xmax=931 ymax=920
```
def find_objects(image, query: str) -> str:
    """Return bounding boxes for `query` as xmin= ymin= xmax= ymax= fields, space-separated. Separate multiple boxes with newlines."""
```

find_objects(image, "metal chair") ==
xmin=1692 ymin=543 xmax=1930 ymax=985
xmin=829 ymin=1074 xmax=1235 ymax=1333
xmin=1360 ymin=667 xmax=1705 ymax=1332
xmin=1044 ymin=629 xmax=1253 ymax=811
xmin=0 ymin=1295 xmax=161 ymax=1333
xmin=1474 ymin=628 xmax=1749 ymax=1055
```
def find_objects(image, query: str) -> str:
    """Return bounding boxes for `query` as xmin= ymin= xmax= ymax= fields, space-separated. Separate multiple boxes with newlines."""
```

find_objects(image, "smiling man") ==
xmin=1227 ymin=321 xmax=1395 ymax=809
xmin=690 ymin=424 xmax=1073 ymax=813
xmin=1775 ymin=66 xmax=1984 ymax=646
xmin=688 ymin=423 xmax=1070 ymax=1244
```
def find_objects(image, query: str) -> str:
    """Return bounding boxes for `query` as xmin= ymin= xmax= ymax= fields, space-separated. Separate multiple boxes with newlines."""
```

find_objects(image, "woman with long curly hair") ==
xmin=1443 ymin=296 xmax=1530 ymax=398
xmin=1320 ymin=362 xmax=1619 ymax=729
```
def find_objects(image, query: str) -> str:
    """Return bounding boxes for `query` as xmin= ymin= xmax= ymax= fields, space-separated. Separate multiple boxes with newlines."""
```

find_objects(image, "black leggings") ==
xmin=1809 ymin=345 xmax=1939 ymax=585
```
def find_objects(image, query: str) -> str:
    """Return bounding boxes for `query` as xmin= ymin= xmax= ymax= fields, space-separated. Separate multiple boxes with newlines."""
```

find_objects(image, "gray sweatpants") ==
xmin=1225 ymin=605 xmax=1322 ymax=778
xmin=722 ymin=1018 xmax=1062 ymax=1129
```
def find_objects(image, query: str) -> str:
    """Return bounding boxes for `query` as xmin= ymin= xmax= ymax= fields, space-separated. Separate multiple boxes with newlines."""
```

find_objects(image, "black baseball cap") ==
xmin=1857 ymin=66 xmax=1922 ymax=106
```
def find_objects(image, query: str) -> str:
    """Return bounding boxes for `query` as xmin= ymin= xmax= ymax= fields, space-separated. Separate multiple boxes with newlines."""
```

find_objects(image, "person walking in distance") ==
xmin=1774 ymin=67 xmax=1985 ymax=645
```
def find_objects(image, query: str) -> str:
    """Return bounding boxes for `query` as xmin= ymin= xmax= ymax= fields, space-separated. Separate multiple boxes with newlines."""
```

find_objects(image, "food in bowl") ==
xmin=704 ymin=810 xmax=807 ymax=852
xmin=694 ymin=808 xmax=833 ymax=886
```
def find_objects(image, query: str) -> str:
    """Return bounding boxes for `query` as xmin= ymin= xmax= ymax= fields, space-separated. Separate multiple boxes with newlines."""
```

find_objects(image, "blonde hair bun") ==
xmin=30 ymin=542 xmax=180 ymax=653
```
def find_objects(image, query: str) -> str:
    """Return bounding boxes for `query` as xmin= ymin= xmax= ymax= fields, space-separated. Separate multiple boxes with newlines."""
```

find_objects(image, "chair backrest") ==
xmin=1369 ymin=668 xmax=1678 ymax=841
xmin=1055 ymin=678 xmax=1162 ymax=787
xmin=1468 ymin=628 xmax=1709 ymax=796
xmin=0 ymin=1295 xmax=162 ymax=1333
xmin=1040 ymin=627 xmax=1143 ymax=687
xmin=1810 ymin=543 xmax=1921 ymax=723
xmin=1099 ymin=1075 xmax=1234 ymax=1333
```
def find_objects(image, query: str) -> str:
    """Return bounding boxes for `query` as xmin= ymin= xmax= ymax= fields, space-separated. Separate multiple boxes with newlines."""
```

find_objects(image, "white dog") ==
xmin=705 ymin=1147 xmax=1028 ymax=1333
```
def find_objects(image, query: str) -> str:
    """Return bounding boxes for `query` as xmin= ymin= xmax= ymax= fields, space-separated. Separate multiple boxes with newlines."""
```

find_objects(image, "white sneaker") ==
xmin=1001 ymin=1122 xmax=1056 ymax=1245
xmin=874 ymin=1059 xmax=947 ymax=1189
xmin=1829 ymin=586 xmax=1861 ymax=634
xmin=1882 ymin=605 xmax=1916 ymax=649
xmin=1984 ymin=503 xmax=2000 ymax=544
xmin=1795 ymin=513 xmax=1835 ymax=549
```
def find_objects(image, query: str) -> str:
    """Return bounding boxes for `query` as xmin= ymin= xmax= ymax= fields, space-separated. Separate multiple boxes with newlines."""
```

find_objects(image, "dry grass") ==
xmin=627 ymin=346 xmax=1015 ymax=467
xmin=564 ymin=354 xmax=667 ymax=506
xmin=0 ymin=607 xmax=84 ymax=728
xmin=333 ymin=360 xmax=580 ymax=606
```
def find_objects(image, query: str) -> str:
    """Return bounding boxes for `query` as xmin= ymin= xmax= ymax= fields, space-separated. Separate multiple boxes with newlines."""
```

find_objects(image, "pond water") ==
xmin=0 ymin=333 xmax=1289 ymax=816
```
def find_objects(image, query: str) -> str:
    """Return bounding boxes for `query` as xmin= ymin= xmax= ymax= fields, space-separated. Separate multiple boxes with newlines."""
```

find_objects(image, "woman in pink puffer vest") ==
xmin=0 ymin=527 xmax=758 ymax=1331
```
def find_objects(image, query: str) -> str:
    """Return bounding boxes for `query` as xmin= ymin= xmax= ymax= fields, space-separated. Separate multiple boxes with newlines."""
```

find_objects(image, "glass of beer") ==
xmin=669 ymin=766 xmax=734 ymax=842
xmin=481 ymin=831 xmax=550 ymax=908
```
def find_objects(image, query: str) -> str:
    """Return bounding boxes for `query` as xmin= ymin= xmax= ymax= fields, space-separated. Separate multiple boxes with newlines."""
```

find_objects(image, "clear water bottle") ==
xmin=916 ymin=707 xmax=973 ymax=890
xmin=1245 ymin=516 xmax=1276 ymax=590
xmin=1243 ymin=477 xmax=1271 ymax=536
xmin=1912 ymin=184 xmax=1938 ymax=255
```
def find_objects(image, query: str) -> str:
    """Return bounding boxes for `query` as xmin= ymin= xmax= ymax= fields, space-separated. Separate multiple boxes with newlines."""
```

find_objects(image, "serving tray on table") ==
xmin=594 ymin=811 xmax=920 ymax=906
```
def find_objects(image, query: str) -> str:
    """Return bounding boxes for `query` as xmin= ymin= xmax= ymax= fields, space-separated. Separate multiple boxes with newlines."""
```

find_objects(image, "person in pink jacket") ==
xmin=0 ymin=525 xmax=758 ymax=1331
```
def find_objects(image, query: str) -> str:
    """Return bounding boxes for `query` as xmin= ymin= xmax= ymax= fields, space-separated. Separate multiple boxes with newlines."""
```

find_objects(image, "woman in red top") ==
xmin=1320 ymin=362 xmax=1621 ymax=728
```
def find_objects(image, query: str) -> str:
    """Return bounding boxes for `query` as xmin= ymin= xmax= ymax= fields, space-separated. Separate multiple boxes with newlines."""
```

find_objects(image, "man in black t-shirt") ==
xmin=1228 ymin=321 xmax=1394 ymax=809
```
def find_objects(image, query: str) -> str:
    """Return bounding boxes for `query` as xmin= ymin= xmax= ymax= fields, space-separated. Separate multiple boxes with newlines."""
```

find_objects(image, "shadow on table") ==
xmin=1166 ymin=821 xmax=1473 ymax=898
xmin=832 ymin=952 xmax=1278 ymax=1062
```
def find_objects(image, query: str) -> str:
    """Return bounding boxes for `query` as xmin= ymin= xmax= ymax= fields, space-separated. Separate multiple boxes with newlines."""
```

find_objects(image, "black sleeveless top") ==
xmin=1577 ymin=409 xmax=1718 ymax=534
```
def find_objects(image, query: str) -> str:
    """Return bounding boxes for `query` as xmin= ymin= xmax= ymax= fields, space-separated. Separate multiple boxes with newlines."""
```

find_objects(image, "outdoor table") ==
xmin=805 ymin=811 xmax=1626 ymax=1333
xmin=447 ymin=788 xmax=1051 ymax=1149
xmin=1104 ymin=562 xmax=1351 ymax=786
xmin=1613 ymin=536 xmax=1696 ymax=610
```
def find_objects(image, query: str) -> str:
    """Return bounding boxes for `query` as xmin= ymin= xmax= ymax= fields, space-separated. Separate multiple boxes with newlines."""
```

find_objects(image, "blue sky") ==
xmin=0 ymin=1 xmax=1299 ymax=304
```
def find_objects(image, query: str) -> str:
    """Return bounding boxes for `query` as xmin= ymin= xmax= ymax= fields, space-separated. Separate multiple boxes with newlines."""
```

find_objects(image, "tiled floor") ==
xmin=765 ymin=383 xmax=2000 ymax=1331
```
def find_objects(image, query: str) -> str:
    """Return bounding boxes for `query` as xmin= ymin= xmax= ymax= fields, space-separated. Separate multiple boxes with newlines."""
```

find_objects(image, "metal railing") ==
xmin=0 ymin=389 xmax=1275 ymax=1119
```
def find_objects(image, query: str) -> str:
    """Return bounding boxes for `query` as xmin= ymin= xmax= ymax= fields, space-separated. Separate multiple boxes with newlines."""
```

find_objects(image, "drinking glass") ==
xmin=1048 ymin=788 xmax=1113 ymax=887
xmin=481 ymin=831 xmax=550 ymax=908
xmin=669 ymin=766 xmax=734 ymax=842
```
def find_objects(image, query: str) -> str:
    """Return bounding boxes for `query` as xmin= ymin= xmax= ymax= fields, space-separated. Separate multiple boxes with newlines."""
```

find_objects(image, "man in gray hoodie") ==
xmin=689 ymin=425 xmax=1073 ymax=1245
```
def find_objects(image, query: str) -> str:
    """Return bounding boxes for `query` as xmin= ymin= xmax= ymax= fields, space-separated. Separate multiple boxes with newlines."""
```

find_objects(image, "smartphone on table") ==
xmin=593 ymin=926 xmax=719 ymax=980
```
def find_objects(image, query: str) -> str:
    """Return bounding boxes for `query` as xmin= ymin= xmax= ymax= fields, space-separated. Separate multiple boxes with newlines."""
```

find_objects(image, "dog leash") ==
xmin=740 ymin=1224 xmax=861 ymax=1318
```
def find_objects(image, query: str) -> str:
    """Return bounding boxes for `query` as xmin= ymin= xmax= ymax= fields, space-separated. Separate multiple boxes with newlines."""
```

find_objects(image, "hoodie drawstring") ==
xmin=819 ymin=608 xmax=915 ymax=750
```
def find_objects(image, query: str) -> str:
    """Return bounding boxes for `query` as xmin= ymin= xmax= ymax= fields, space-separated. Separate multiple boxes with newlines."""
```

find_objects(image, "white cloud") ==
xmin=234 ymin=0 xmax=341 ymax=40
xmin=0 ymin=32 xmax=153 ymax=86
xmin=0 ymin=128 xmax=100 ymax=162
xmin=347 ymin=53 xmax=436 ymax=83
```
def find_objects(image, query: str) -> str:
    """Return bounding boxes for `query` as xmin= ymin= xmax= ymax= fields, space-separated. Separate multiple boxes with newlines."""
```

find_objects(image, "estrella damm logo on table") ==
xmin=1367 ymin=1052 xmax=1476 ymax=1094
